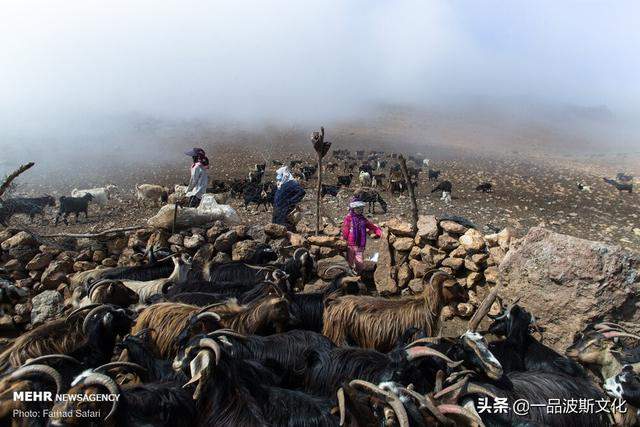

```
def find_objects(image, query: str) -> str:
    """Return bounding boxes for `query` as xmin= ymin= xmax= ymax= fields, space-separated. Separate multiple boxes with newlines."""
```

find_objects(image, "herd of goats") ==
xmin=0 ymin=148 xmax=639 ymax=427
xmin=1 ymin=242 xmax=640 ymax=426
xmin=0 ymin=149 xmax=635 ymax=228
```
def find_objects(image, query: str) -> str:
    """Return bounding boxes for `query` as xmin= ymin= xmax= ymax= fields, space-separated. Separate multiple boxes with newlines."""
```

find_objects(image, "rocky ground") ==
xmin=6 ymin=140 xmax=640 ymax=255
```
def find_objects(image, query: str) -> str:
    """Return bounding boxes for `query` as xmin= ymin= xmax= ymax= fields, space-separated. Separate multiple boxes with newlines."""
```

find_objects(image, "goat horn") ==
xmin=94 ymin=362 xmax=148 ymax=379
xmin=324 ymin=265 xmax=349 ymax=276
xmin=468 ymin=286 xmax=501 ymax=332
xmin=595 ymin=321 xmax=627 ymax=330
xmin=66 ymin=303 xmax=101 ymax=323
xmin=81 ymin=373 xmax=120 ymax=420
xmin=433 ymin=377 xmax=469 ymax=400
xmin=405 ymin=337 xmax=443 ymax=347
xmin=349 ymin=380 xmax=409 ymax=427
xmin=198 ymin=338 xmax=222 ymax=365
xmin=594 ymin=324 xmax=627 ymax=333
xmin=405 ymin=346 xmax=463 ymax=368
xmin=207 ymin=329 xmax=247 ymax=340
xmin=197 ymin=302 xmax=226 ymax=314
xmin=602 ymin=331 xmax=640 ymax=341
xmin=462 ymin=383 xmax=499 ymax=400
xmin=398 ymin=387 xmax=452 ymax=426
xmin=195 ymin=312 xmax=222 ymax=322
xmin=293 ymin=248 xmax=307 ymax=259
xmin=8 ymin=364 xmax=62 ymax=395
xmin=82 ymin=305 xmax=111 ymax=334
xmin=337 ymin=387 xmax=346 ymax=426
xmin=25 ymin=354 xmax=81 ymax=367
xmin=437 ymin=404 xmax=485 ymax=427
xmin=494 ymin=297 xmax=521 ymax=320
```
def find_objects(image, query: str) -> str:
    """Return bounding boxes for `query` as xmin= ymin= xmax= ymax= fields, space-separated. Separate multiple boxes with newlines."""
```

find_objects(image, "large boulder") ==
xmin=1 ymin=231 xmax=37 ymax=250
xmin=316 ymin=255 xmax=351 ymax=280
xmin=499 ymin=227 xmax=640 ymax=351
xmin=386 ymin=219 xmax=414 ymax=237
xmin=30 ymin=290 xmax=63 ymax=325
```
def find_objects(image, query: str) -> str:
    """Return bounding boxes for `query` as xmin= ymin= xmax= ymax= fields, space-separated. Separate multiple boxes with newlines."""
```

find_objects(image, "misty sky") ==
xmin=1 ymin=0 xmax=638 ymax=130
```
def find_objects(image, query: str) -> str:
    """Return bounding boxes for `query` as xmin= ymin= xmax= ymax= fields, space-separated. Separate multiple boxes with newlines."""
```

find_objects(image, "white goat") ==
xmin=423 ymin=159 xmax=430 ymax=167
xmin=136 ymin=184 xmax=169 ymax=206
xmin=120 ymin=254 xmax=191 ymax=303
xmin=359 ymin=171 xmax=372 ymax=187
xmin=71 ymin=185 xmax=117 ymax=206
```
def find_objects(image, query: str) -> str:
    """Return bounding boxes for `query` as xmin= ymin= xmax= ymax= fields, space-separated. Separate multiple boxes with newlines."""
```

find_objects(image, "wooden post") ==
xmin=171 ymin=203 xmax=179 ymax=234
xmin=316 ymin=152 xmax=322 ymax=236
xmin=0 ymin=162 xmax=35 ymax=199
xmin=398 ymin=155 xmax=418 ymax=234
xmin=310 ymin=127 xmax=331 ymax=236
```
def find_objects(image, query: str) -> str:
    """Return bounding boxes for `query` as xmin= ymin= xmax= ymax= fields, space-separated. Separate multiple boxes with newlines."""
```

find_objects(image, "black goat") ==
xmin=388 ymin=180 xmax=406 ymax=194
xmin=55 ymin=194 xmax=93 ymax=225
xmin=98 ymin=255 xmax=176 ymax=282
xmin=486 ymin=304 xmax=588 ymax=378
xmin=206 ymin=179 xmax=229 ymax=194
xmin=206 ymin=248 xmax=312 ymax=287
xmin=337 ymin=174 xmax=353 ymax=187
xmin=472 ymin=371 xmax=610 ymax=427
xmin=229 ymin=179 xmax=248 ymax=198
xmin=475 ymin=182 xmax=493 ymax=192
xmin=301 ymin=165 xmax=317 ymax=180
xmin=247 ymin=169 xmax=264 ymax=184
xmin=428 ymin=169 xmax=441 ymax=181
xmin=354 ymin=189 xmax=387 ymax=213
xmin=116 ymin=330 xmax=187 ymax=382
xmin=174 ymin=335 xmax=339 ymax=426
xmin=0 ymin=195 xmax=55 ymax=224
xmin=243 ymin=182 xmax=275 ymax=211
xmin=431 ymin=180 xmax=452 ymax=194
xmin=321 ymin=184 xmax=339 ymax=198
xmin=604 ymin=177 xmax=633 ymax=193
xmin=616 ymin=172 xmax=634 ymax=182
xmin=359 ymin=163 xmax=374 ymax=175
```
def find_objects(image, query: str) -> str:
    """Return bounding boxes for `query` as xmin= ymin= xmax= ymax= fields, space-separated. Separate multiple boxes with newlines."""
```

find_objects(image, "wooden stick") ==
xmin=0 ymin=162 xmax=35 ymax=198
xmin=398 ymin=155 xmax=418 ymax=234
xmin=316 ymin=152 xmax=322 ymax=236
xmin=172 ymin=203 xmax=179 ymax=234
xmin=40 ymin=225 xmax=145 ymax=238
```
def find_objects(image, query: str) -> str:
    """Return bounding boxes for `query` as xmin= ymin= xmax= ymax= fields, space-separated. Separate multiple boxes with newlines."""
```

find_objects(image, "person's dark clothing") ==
xmin=272 ymin=180 xmax=305 ymax=229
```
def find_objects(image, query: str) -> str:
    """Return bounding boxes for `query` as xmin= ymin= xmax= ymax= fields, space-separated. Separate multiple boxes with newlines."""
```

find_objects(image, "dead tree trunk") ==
xmin=398 ymin=155 xmax=418 ymax=234
xmin=0 ymin=162 xmax=35 ymax=199
xmin=310 ymin=127 xmax=331 ymax=236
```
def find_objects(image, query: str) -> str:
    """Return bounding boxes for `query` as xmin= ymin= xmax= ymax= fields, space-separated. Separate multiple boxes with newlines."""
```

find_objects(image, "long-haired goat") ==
xmin=0 ymin=304 xmax=132 ymax=372
xmin=322 ymin=271 xmax=466 ymax=352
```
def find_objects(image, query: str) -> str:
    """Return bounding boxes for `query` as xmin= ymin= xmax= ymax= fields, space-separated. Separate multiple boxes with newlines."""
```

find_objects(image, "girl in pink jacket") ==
xmin=341 ymin=200 xmax=382 ymax=272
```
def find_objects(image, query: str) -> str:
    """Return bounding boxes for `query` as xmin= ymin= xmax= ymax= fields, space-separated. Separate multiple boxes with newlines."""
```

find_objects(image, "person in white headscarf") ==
xmin=272 ymin=166 xmax=305 ymax=230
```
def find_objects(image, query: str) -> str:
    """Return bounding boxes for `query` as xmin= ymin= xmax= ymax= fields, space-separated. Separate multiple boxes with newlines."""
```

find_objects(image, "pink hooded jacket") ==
xmin=341 ymin=212 xmax=382 ymax=248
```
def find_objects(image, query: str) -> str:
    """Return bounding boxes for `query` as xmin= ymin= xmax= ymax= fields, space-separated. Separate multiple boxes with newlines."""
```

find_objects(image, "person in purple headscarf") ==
xmin=341 ymin=200 xmax=382 ymax=272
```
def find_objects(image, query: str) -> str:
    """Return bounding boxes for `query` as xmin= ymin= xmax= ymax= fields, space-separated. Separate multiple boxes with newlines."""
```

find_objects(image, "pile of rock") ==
xmin=372 ymin=215 xmax=513 ymax=317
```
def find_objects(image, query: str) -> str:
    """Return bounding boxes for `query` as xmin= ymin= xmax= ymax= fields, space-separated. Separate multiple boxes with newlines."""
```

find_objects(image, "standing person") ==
xmin=184 ymin=148 xmax=209 ymax=208
xmin=341 ymin=199 xmax=382 ymax=272
xmin=272 ymin=166 xmax=305 ymax=231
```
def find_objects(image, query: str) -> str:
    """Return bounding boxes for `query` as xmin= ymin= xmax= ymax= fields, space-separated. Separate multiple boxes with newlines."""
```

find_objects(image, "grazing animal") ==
xmin=300 ymin=165 xmax=317 ymax=181
xmin=604 ymin=177 xmax=633 ymax=193
xmin=358 ymin=171 xmax=372 ymax=187
xmin=431 ymin=180 xmax=452 ymax=204
xmin=248 ymin=169 xmax=264 ymax=184
xmin=371 ymin=173 xmax=385 ymax=188
xmin=337 ymin=174 xmax=353 ymax=187
xmin=353 ymin=189 xmax=387 ymax=214
xmin=320 ymin=184 xmax=339 ymax=198
xmin=387 ymin=180 xmax=406 ymax=194
xmin=475 ymin=182 xmax=493 ymax=193
xmin=376 ymin=160 xmax=387 ymax=170
xmin=616 ymin=172 xmax=634 ymax=183
xmin=229 ymin=179 xmax=248 ymax=198
xmin=71 ymin=185 xmax=117 ymax=206
xmin=427 ymin=169 xmax=441 ymax=181
xmin=135 ymin=184 xmax=169 ymax=206
xmin=322 ymin=272 xmax=467 ymax=352
xmin=422 ymin=158 xmax=430 ymax=167
xmin=243 ymin=182 xmax=275 ymax=211
xmin=0 ymin=195 xmax=55 ymax=224
xmin=577 ymin=182 xmax=592 ymax=192
xmin=55 ymin=194 xmax=93 ymax=225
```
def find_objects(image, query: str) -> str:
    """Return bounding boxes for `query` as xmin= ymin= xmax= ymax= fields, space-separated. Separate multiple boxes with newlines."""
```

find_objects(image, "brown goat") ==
xmin=71 ymin=279 xmax=140 ymax=308
xmin=0 ymin=317 xmax=84 ymax=370
xmin=322 ymin=271 xmax=466 ymax=352
xmin=0 ymin=364 xmax=62 ymax=427
xmin=131 ymin=295 xmax=293 ymax=359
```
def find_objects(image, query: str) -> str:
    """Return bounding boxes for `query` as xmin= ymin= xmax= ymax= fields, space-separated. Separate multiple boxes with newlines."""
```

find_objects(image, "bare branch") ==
xmin=0 ymin=162 xmax=35 ymax=199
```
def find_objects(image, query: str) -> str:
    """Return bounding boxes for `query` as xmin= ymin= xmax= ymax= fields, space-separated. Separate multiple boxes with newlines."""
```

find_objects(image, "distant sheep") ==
xmin=71 ymin=185 xmax=117 ymax=206
xmin=136 ymin=184 xmax=169 ymax=206
xmin=55 ymin=194 xmax=93 ymax=225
